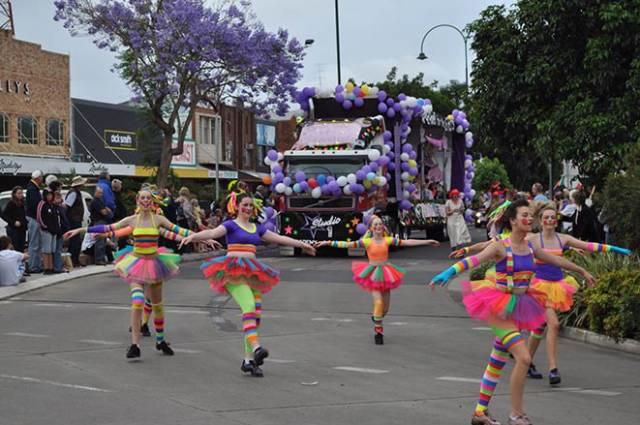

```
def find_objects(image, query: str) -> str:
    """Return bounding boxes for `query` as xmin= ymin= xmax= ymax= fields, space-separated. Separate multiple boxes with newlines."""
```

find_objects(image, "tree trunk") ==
xmin=157 ymin=133 xmax=174 ymax=189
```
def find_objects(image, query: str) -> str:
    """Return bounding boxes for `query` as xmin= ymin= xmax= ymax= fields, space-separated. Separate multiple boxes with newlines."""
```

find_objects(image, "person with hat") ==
xmin=64 ymin=176 xmax=88 ymax=267
xmin=26 ymin=170 xmax=44 ymax=273
xmin=446 ymin=188 xmax=471 ymax=250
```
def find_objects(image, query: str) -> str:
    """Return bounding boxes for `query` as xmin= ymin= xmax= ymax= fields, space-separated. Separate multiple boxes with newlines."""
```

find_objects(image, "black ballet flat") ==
xmin=253 ymin=346 xmax=269 ymax=366
xmin=241 ymin=360 xmax=264 ymax=377
xmin=126 ymin=344 xmax=141 ymax=359
xmin=155 ymin=341 xmax=174 ymax=356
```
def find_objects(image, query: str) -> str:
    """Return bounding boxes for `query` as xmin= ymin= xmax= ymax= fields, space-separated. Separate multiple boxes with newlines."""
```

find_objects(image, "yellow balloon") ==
xmin=408 ymin=160 xmax=417 ymax=168
xmin=345 ymin=81 xmax=355 ymax=92
xmin=361 ymin=84 xmax=370 ymax=95
xmin=363 ymin=180 xmax=372 ymax=188
xmin=446 ymin=114 xmax=454 ymax=121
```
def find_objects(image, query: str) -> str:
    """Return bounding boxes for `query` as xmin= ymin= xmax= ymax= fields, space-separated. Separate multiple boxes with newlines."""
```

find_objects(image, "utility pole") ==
xmin=334 ymin=0 xmax=342 ymax=85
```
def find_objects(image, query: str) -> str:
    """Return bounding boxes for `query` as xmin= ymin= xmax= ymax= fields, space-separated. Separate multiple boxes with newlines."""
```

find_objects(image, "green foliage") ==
xmin=467 ymin=1 xmax=640 ymax=188
xmin=472 ymin=158 xmax=512 ymax=193
xmin=470 ymin=261 xmax=495 ymax=281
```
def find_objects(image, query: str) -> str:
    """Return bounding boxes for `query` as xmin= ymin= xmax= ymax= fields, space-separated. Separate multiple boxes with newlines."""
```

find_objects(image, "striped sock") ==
xmin=130 ymin=286 xmax=144 ymax=311
xmin=254 ymin=292 xmax=263 ymax=328
xmin=142 ymin=298 xmax=153 ymax=326
xmin=475 ymin=337 xmax=510 ymax=415
xmin=242 ymin=312 xmax=259 ymax=352
xmin=373 ymin=298 xmax=384 ymax=334
xmin=152 ymin=303 xmax=165 ymax=343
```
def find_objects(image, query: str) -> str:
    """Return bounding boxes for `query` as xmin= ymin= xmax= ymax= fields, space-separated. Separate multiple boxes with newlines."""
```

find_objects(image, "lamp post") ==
xmin=417 ymin=24 xmax=469 ymax=89
xmin=334 ymin=0 xmax=342 ymax=85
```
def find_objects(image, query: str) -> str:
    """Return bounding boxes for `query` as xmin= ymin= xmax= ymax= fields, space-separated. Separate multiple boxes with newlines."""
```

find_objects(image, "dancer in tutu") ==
xmin=179 ymin=192 xmax=316 ymax=377
xmin=64 ymin=188 xmax=194 ymax=360
xmin=430 ymin=199 xmax=595 ymax=425
xmin=317 ymin=215 xmax=439 ymax=345
xmin=525 ymin=203 xmax=630 ymax=384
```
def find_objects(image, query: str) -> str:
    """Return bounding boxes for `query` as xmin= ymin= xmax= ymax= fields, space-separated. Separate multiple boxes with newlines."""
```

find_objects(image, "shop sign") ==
xmin=104 ymin=130 xmax=137 ymax=150
xmin=0 ymin=158 xmax=22 ymax=175
xmin=88 ymin=161 xmax=109 ymax=175
xmin=171 ymin=140 xmax=197 ymax=166
xmin=207 ymin=170 xmax=238 ymax=179
xmin=0 ymin=79 xmax=31 ymax=97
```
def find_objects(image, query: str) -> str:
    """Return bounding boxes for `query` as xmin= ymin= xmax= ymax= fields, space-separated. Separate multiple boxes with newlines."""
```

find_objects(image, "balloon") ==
xmin=365 ymin=172 xmax=375 ymax=181
xmin=343 ymin=185 xmax=352 ymax=195
xmin=277 ymin=152 xmax=284 ymax=161
xmin=354 ymin=97 xmax=364 ymax=107
xmin=265 ymin=221 xmax=276 ymax=232
xmin=335 ymin=84 xmax=344 ymax=93
xmin=470 ymin=189 xmax=477 ymax=198
xmin=341 ymin=174 xmax=354 ymax=185
xmin=408 ymin=159 xmax=417 ymax=168
xmin=293 ymin=183 xmax=302 ymax=193
xmin=387 ymin=151 xmax=395 ymax=159
xmin=393 ymin=103 xmax=402 ymax=112
xmin=424 ymin=104 xmax=433 ymax=113
xmin=262 ymin=176 xmax=272 ymax=185
xmin=378 ymin=102 xmax=388 ymax=114
xmin=308 ymin=178 xmax=318 ymax=188
xmin=342 ymin=100 xmax=353 ymax=110
xmin=271 ymin=164 xmax=282 ymax=173
xmin=316 ymin=175 xmax=326 ymax=186
xmin=378 ymin=176 xmax=387 ymax=186
xmin=403 ymin=190 xmax=410 ymax=199
xmin=383 ymin=130 xmax=392 ymax=141
xmin=377 ymin=90 xmax=387 ymax=101
xmin=295 ymin=171 xmax=306 ymax=182
xmin=352 ymin=86 xmax=361 ymax=96
xmin=368 ymin=150 xmax=381 ymax=161
xmin=369 ymin=161 xmax=379 ymax=171
xmin=409 ymin=168 xmax=418 ymax=176
xmin=400 ymin=200 xmax=412 ymax=210
xmin=383 ymin=144 xmax=391 ymax=154
xmin=388 ymin=162 xmax=396 ymax=171
xmin=346 ymin=81 xmax=355 ymax=92
xmin=465 ymin=131 xmax=473 ymax=141
xmin=401 ymin=163 xmax=410 ymax=172
xmin=299 ymin=181 xmax=309 ymax=192
xmin=349 ymin=183 xmax=359 ymax=193
xmin=378 ymin=156 xmax=390 ymax=166
xmin=275 ymin=183 xmax=286 ymax=193
xmin=386 ymin=108 xmax=396 ymax=118
xmin=337 ymin=176 xmax=348 ymax=187
xmin=465 ymin=139 xmax=474 ymax=149
xmin=356 ymin=223 xmax=367 ymax=235
xmin=362 ymin=165 xmax=372 ymax=174
xmin=283 ymin=177 xmax=292 ymax=186
xmin=408 ymin=183 xmax=416 ymax=192
xmin=456 ymin=125 xmax=464 ymax=134
xmin=462 ymin=119 xmax=470 ymax=129
xmin=386 ymin=98 xmax=395 ymax=107
xmin=311 ymin=187 xmax=322 ymax=199
xmin=274 ymin=172 xmax=284 ymax=182
xmin=335 ymin=93 xmax=345 ymax=103
xmin=402 ymin=143 xmax=412 ymax=153
xmin=464 ymin=159 xmax=472 ymax=169
xmin=284 ymin=187 xmax=293 ymax=196
xmin=356 ymin=170 xmax=366 ymax=181
xmin=264 ymin=157 xmax=272 ymax=166
xmin=453 ymin=109 xmax=460 ymax=117
xmin=326 ymin=175 xmax=336 ymax=182
xmin=400 ymin=153 xmax=409 ymax=162
xmin=409 ymin=151 xmax=417 ymax=160
xmin=401 ymin=172 xmax=410 ymax=181
xmin=363 ymin=180 xmax=372 ymax=189
xmin=361 ymin=84 xmax=370 ymax=95
xmin=267 ymin=150 xmax=278 ymax=161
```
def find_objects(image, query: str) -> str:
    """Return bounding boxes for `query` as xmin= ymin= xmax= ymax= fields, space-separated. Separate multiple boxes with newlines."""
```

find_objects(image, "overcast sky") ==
xmin=13 ymin=0 xmax=515 ymax=104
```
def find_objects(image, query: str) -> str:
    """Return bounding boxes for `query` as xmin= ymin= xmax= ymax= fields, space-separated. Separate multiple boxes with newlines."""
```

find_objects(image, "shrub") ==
xmin=473 ymin=157 xmax=511 ymax=194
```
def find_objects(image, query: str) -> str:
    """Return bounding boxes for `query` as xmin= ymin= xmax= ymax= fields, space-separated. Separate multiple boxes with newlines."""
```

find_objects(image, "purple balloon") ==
xmin=356 ymin=223 xmax=367 ymax=235
xmin=400 ymin=200 xmax=412 ymax=210
xmin=326 ymin=175 xmax=336 ymax=182
xmin=335 ymin=93 xmax=345 ymax=103
xmin=302 ymin=87 xmax=314 ymax=97
xmin=342 ymin=100 xmax=353 ymax=110
xmin=354 ymin=97 xmax=364 ymax=107
xmin=283 ymin=177 xmax=291 ymax=186
xmin=362 ymin=165 xmax=372 ymax=174
xmin=321 ymin=184 xmax=330 ymax=195
xmin=455 ymin=116 xmax=463 ymax=125
xmin=409 ymin=151 xmax=417 ymax=160
xmin=386 ymin=98 xmax=395 ymax=107
xmin=388 ymin=151 xmax=395 ymax=160
xmin=377 ymin=90 xmax=387 ymax=101
xmin=378 ymin=156 xmax=390 ymax=166
xmin=401 ymin=162 xmax=410 ymax=172
xmin=295 ymin=171 xmax=306 ymax=183
xmin=328 ymin=181 xmax=339 ymax=191
xmin=398 ymin=93 xmax=406 ymax=101
xmin=409 ymin=168 xmax=419 ymax=176
xmin=378 ymin=102 xmax=388 ymax=113
xmin=299 ymin=181 xmax=309 ymax=192
xmin=274 ymin=172 xmax=284 ymax=182
xmin=352 ymin=86 xmax=361 ymax=96
xmin=349 ymin=183 xmax=359 ymax=193
xmin=424 ymin=99 xmax=432 ymax=105
xmin=354 ymin=184 xmax=365 ymax=194
xmin=453 ymin=109 xmax=460 ymax=117
xmin=271 ymin=165 xmax=282 ymax=174
xmin=386 ymin=108 xmax=396 ymax=118
xmin=332 ymin=189 xmax=342 ymax=197
xmin=393 ymin=103 xmax=402 ymax=112
xmin=356 ymin=170 xmax=366 ymax=181
xmin=369 ymin=161 xmax=379 ymax=171
xmin=335 ymin=84 xmax=344 ymax=93
xmin=408 ymin=184 xmax=416 ymax=193
xmin=267 ymin=150 xmax=278 ymax=161
xmin=383 ymin=130 xmax=392 ymax=141
xmin=402 ymin=143 xmax=413 ymax=153
xmin=413 ymin=105 xmax=422 ymax=114
xmin=462 ymin=119 xmax=470 ymax=128
xmin=388 ymin=162 xmax=396 ymax=171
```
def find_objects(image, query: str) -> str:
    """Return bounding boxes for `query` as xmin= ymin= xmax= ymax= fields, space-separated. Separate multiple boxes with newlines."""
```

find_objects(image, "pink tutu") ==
xmin=114 ymin=248 xmax=180 ymax=285
xmin=201 ymin=255 xmax=280 ymax=294
xmin=461 ymin=279 xmax=547 ymax=331
xmin=351 ymin=261 xmax=406 ymax=292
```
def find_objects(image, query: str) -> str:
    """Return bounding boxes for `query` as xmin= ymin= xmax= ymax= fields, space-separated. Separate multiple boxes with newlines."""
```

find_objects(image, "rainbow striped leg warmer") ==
xmin=130 ymin=285 xmax=145 ymax=311
xmin=372 ymin=298 xmax=384 ymax=335
xmin=253 ymin=290 xmax=263 ymax=328
xmin=152 ymin=303 xmax=165 ymax=343
xmin=142 ymin=298 xmax=153 ymax=326
xmin=242 ymin=312 xmax=259 ymax=354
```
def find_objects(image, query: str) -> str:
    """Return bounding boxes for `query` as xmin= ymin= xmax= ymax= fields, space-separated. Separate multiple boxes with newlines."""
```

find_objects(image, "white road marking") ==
xmin=79 ymin=339 xmax=120 ymax=346
xmin=5 ymin=332 xmax=50 ymax=338
xmin=0 ymin=374 xmax=112 ymax=393
xmin=551 ymin=387 xmax=583 ymax=392
xmin=266 ymin=359 xmax=296 ymax=364
xmin=572 ymin=389 xmax=621 ymax=396
xmin=333 ymin=366 xmax=389 ymax=374
xmin=388 ymin=322 xmax=408 ymax=326
xmin=171 ymin=348 xmax=202 ymax=354
xmin=437 ymin=376 xmax=481 ymax=383
xmin=472 ymin=327 xmax=492 ymax=331
xmin=0 ymin=301 xmax=13 ymax=305
xmin=99 ymin=306 xmax=130 ymax=311
xmin=311 ymin=317 xmax=353 ymax=323
xmin=35 ymin=303 xmax=73 ymax=308
xmin=291 ymin=268 xmax=306 ymax=271
xmin=166 ymin=309 xmax=208 ymax=315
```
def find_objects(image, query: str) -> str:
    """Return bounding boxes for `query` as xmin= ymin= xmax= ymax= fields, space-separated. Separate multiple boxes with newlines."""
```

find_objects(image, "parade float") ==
xmin=262 ymin=83 xmax=475 ymax=255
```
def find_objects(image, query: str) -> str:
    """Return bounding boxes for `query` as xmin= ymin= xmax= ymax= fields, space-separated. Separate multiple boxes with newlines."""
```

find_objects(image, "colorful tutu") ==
xmin=531 ymin=275 xmax=580 ymax=312
xmin=114 ymin=248 xmax=180 ymax=285
xmin=351 ymin=261 xmax=406 ymax=291
xmin=201 ymin=255 xmax=280 ymax=294
xmin=461 ymin=278 xmax=547 ymax=331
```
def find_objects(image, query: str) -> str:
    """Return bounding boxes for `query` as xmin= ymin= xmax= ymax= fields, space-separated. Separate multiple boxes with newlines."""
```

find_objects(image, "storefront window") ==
xmin=46 ymin=119 xmax=64 ymax=145
xmin=18 ymin=116 xmax=37 ymax=144
xmin=198 ymin=116 xmax=214 ymax=145
xmin=0 ymin=113 xmax=8 ymax=143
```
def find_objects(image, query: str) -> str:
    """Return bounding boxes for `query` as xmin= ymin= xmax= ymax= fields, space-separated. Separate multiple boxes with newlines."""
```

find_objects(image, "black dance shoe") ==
xmin=374 ymin=333 xmax=384 ymax=345
xmin=140 ymin=323 xmax=151 ymax=337
xmin=155 ymin=341 xmax=174 ymax=356
xmin=241 ymin=360 xmax=264 ymax=377
xmin=253 ymin=346 xmax=269 ymax=366
xmin=126 ymin=344 xmax=141 ymax=359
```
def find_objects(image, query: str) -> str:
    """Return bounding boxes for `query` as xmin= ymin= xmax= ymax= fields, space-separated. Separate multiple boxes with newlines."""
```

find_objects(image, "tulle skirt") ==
xmin=201 ymin=256 xmax=280 ymax=294
xmin=351 ymin=261 xmax=406 ymax=292
xmin=461 ymin=278 xmax=547 ymax=331
xmin=531 ymin=275 xmax=580 ymax=312
xmin=114 ymin=247 xmax=180 ymax=285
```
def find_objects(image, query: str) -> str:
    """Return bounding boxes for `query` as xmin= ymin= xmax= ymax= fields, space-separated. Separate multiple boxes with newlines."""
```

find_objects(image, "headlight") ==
xmin=475 ymin=212 xmax=482 ymax=218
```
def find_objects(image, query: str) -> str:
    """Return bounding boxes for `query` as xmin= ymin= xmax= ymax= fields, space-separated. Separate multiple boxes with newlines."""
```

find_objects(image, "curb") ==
xmin=446 ymin=273 xmax=640 ymax=355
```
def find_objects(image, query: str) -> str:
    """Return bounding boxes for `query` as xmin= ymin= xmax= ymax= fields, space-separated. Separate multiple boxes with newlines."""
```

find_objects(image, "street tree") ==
xmin=54 ymin=0 xmax=304 ymax=188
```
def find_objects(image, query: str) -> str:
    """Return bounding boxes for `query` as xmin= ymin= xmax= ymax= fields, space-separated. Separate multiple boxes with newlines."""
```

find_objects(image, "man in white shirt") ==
xmin=0 ymin=236 xmax=28 ymax=287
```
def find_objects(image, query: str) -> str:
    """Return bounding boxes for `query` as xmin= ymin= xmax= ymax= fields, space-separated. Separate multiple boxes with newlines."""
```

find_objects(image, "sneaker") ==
xmin=549 ymin=368 xmax=561 ymax=385
xmin=374 ymin=333 xmax=384 ymax=345
xmin=241 ymin=360 xmax=264 ymax=377
xmin=527 ymin=363 xmax=543 ymax=379
xmin=43 ymin=270 xmax=54 ymax=275
xmin=253 ymin=346 xmax=269 ymax=366
xmin=126 ymin=344 xmax=141 ymax=359
xmin=508 ymin=414 xmax=532 ymax=425
xmin=140 ymin=323 xmax=151 ymax=337
xmin=471 ymin=411 xmax=501 ymax=425
xmin=155 ymin=341 xmax=174 ymax=356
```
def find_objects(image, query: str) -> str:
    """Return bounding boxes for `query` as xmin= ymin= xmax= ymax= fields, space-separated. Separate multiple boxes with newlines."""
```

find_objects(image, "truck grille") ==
xmin=288 ymin=197 xmax=354 ymax=210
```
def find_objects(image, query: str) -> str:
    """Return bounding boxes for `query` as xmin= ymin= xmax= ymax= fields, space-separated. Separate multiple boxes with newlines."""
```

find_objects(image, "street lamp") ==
xmin=417 ymin=24 xmax=469 ymax=89
xmin=334 ymin=0 xmax=342 ymax=85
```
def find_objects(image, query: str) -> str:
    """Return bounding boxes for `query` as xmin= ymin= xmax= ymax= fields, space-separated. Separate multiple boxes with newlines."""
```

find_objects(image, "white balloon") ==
xmin=264 ymin=157 xmax=272 ymax=166
xmin=337 ymin=176 xmax=348 ymax=187
xmin=347 ymin=173 xmax=357 ymax=184
xmin=400 ymin=153 xmax=410 ymax=162
xmin=407 ymin=97 xmax=417 ymax=108
xmin=424 ymin=104 xmax=433 ymax=113
xmin=465 ymin=131 xmax=473 ymax=141
xmin=403 ymin=190 xmax=410 ymax=199
xmin=464 ymin=159 xmax=472 ymax=169
xmin=402 ymin=181 xmax=411 ymax=189
xmin=401 ymin=172 xmax=410 ymax=181
xmin=378 ymin=176 xmax=387 ymax=186
xmin=343 ymin=185 xmax=352 ymax=195
xmin=285 ymin=187 xmax=293 ymax=196
xmin=277 ymin=152 xmax=284 ymax=161
xmin=275 ymin=183 xmax=286 ymax=193
xmin=470 ymin=189 xmax=476 ymax=198
xmin=456 ymin=125 xmax=464 ymax=134
xmin=369 ymin=87 xmax=379 ymax=96
xmin=368 ymin=150 xmax=381 ymax=161
xmin=383 ymin=144 xmax=391 ymax=154
xmin=312 ymin=187 xmax=322 ymax=198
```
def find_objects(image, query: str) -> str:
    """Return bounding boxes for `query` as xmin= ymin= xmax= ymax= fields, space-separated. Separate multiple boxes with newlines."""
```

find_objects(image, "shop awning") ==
xmin=239 ymin=170 xmax=270 ymax=182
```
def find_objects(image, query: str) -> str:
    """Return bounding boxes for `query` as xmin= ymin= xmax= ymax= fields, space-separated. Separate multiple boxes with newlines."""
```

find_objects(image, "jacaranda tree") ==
xmin=54 ymin=0 xmax=304 ymax=188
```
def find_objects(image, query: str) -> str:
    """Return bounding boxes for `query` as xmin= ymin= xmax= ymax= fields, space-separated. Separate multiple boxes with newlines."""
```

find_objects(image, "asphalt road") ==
xmin=1 ymin=229 xmax=638 ymax=425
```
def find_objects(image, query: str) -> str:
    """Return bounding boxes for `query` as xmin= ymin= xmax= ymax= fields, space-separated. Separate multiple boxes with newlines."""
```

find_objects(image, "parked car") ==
xmin=0 ymin=189 xmax=93 ymax=237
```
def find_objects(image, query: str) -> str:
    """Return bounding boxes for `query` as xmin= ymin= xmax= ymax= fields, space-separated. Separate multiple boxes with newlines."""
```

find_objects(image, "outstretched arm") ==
xmin=178 ymin=225 xmax=227 ymax=249
xmin=430 ymin=241 xmax=503 ymax=287
xmin=317 ymin=239 xmax=365 ymax=249
xmin=561 ymin=235 xmax=631 ymax=256
xmin=261 ymin=231 xmax=316 ymax=256
xmin=449 ymin=240 xmax=492 ymax=259
xmin=533 ymin=247 xmax=596 ymax=286
xmin=402 ymin=238 xmax=440 ymax=248
xmin=64 ymin=216 xmax=133 ymax=239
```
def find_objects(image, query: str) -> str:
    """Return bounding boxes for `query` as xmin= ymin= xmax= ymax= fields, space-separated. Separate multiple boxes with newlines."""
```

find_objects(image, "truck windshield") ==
xmin=286 ymin=157 xmax=365 ymax=177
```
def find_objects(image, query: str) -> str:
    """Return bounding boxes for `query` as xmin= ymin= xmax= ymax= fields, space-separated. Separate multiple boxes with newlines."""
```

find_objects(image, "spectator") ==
xmin=96 ymin=171 xmax=115 ymax=221
xmin=207 ymin=208 xmax=223 ymax=228
xmin=81 ymin=232 xmax=116 ymax=266
xmin=531 ymin=182 xmax=549 ymax=202
xmin=25 ymin=170 xmax=44 ymax=273
xmin=64 ymin=176 xmax=87 ymax=267
xmin=570 ymin=190 xmax=599 ymax=241
xmin=1 ymin=186 xmax=27 ymax=253
xmin=52 ymin=191 xmax=68 ymax=273
xmin=191 ymin=198 xmax=204 ymax=230
xmin=255 ymin=185 xmax=272 ymax=208
xmin=111 ymin=179 xmax=128 ymax=222
xmin=175 ymin=186 xmax=194 ymax=229
xmin=0 ymin=236 xmax=28 ymax=286
xmin=37 ymin=188 xmax=59 ymax=275
xmin=89 ymin=186 xmax=111 ymax=265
